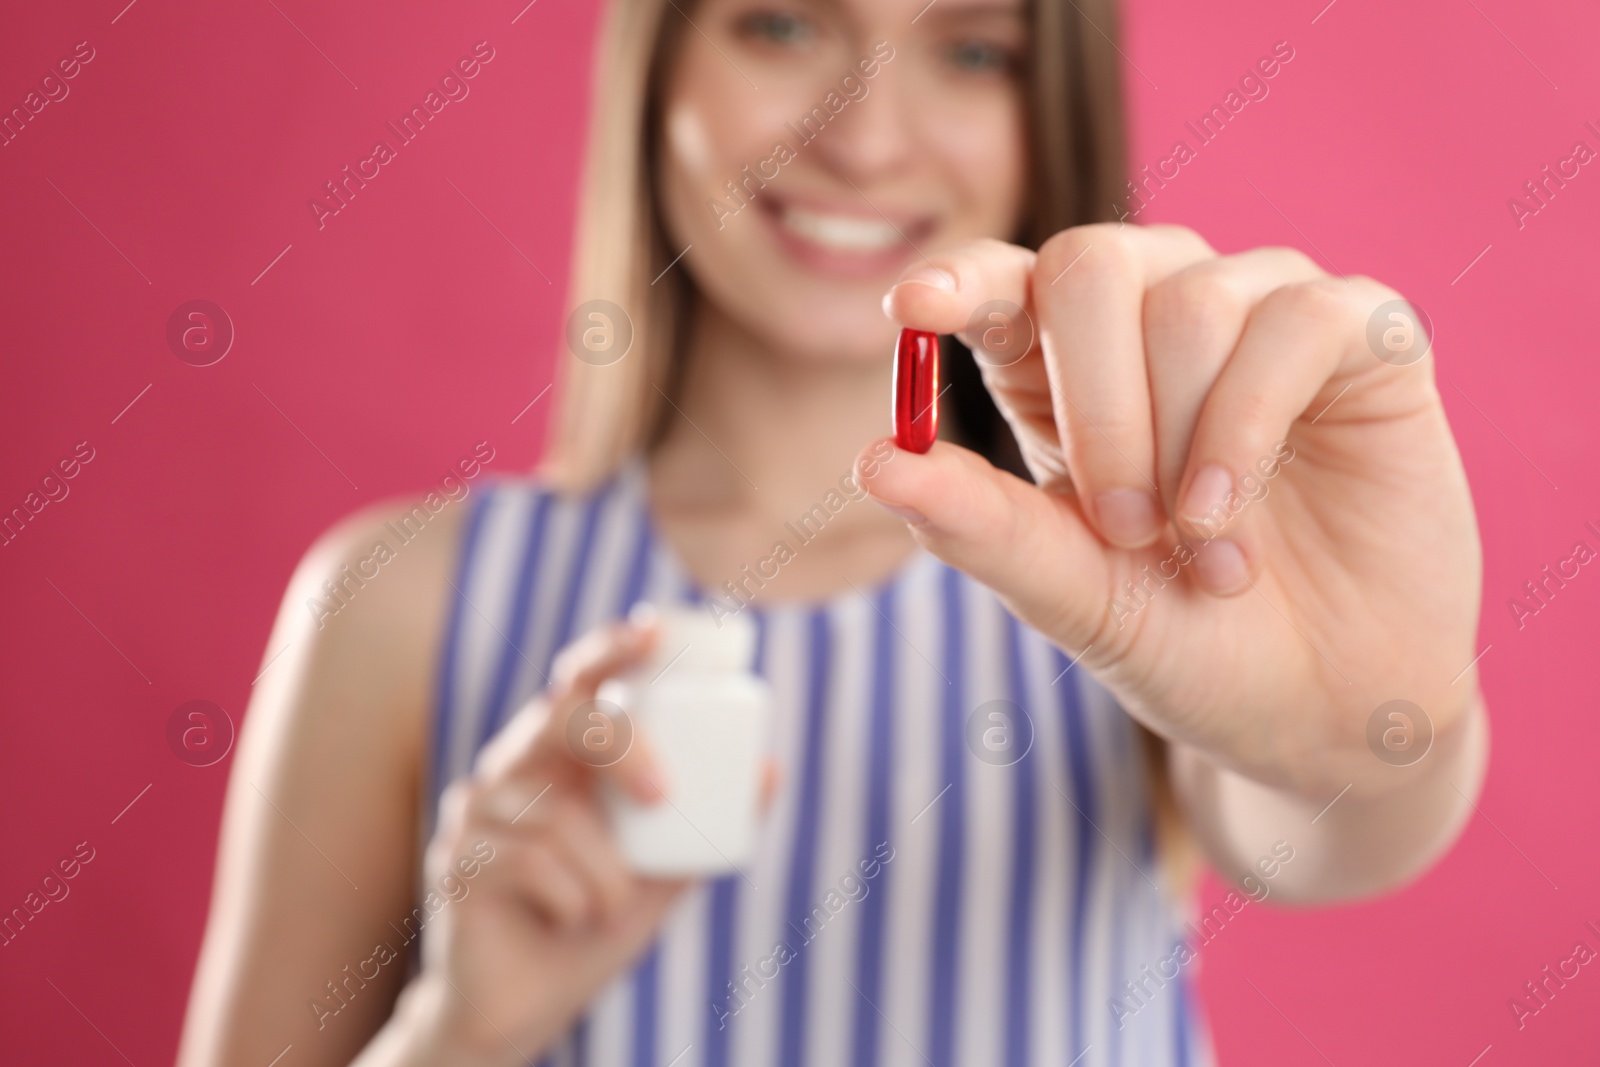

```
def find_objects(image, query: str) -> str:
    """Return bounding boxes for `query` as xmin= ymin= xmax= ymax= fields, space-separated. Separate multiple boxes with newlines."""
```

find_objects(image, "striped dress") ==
xmin=425 ymin=463 xmax=1212 ymax=1067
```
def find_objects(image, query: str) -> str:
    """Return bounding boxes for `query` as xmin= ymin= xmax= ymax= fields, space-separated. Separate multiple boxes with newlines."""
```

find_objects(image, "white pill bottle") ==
xmin=600 ymin=604 xmax=772 ymax=876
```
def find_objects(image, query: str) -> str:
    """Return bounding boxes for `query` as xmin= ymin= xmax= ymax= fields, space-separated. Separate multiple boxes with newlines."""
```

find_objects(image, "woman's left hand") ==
xmin=859 ymin=224 xmax=1482 ymax=800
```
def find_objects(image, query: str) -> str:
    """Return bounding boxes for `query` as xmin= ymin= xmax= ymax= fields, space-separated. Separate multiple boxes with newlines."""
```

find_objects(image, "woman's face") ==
xmin=657 ymin=0 xmax=1029 ymax=363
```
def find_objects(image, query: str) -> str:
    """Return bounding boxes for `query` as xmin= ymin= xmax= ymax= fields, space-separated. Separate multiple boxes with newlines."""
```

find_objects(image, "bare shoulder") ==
xmin=257 ymin=486 xmax=476 ymax=752
xmin=283 ymin=490 xmax=473 ymax=690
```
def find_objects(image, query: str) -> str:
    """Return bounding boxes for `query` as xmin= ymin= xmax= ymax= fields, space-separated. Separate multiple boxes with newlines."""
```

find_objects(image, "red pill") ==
xmin=892 ymin=328 xmax=940 ymax=453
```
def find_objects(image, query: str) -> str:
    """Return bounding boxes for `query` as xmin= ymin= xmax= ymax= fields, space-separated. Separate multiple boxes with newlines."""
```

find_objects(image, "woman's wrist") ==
xmin=1170 ymin=690 xmax=1490 ymax=903
xmin=350 ymin=975 xmax=515 ymax=1067
xmin=1173 ymin=676 xmax=1486 ymax=806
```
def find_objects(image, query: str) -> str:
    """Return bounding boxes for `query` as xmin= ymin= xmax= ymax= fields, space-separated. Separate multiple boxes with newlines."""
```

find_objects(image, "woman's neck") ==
xmin=647 ymin=298 xmax=915 ymax=601
xmin=654 ymin=299 xmax=894 ymax=510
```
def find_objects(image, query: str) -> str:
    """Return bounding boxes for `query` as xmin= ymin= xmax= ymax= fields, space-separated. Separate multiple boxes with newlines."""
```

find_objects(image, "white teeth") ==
xmin=780 ymin=206 xmax=904 ymax=251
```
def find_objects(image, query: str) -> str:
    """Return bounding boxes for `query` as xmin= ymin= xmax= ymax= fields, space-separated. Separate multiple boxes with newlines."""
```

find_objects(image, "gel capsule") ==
xmin=892 ymin=328 xmax=940 ymax=453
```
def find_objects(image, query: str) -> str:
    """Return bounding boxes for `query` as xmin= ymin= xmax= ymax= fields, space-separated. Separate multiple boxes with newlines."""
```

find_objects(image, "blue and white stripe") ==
xmin=424 ymin=464 xmax=1213 ymax=1067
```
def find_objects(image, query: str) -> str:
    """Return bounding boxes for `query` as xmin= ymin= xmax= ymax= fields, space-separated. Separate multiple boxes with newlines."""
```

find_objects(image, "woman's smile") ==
xmin=757 ymin=193 xmax=936 ymax=278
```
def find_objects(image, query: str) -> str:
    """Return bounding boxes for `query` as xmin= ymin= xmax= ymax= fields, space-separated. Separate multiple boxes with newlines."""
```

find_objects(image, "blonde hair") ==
xmin=538 ymin=0 xmax=684 ymax=491
xmin=538 ymin=0 xmax=1194 ymax=896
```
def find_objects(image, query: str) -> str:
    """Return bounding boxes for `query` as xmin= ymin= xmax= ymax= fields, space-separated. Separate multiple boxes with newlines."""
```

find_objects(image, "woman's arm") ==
xmin=180 ymin=494 xmax=695 ymax=1067
xmin=1169 ymin=690 xmax=1490 ymax=904
xmin=176 ymin=500 xmax=463 ymax=1067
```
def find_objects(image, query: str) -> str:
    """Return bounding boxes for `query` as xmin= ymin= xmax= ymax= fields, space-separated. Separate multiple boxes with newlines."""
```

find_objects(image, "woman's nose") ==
xmin=805 ymin=66 xmax=918 ymax=184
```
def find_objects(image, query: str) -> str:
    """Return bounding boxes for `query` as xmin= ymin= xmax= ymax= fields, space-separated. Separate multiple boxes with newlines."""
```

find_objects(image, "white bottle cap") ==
xmin=629 ymin=602 xmax=757 ymax=677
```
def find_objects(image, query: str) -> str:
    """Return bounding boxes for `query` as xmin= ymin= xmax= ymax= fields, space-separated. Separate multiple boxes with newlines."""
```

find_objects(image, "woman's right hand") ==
xmin=378 ymin=618 xmax=684 ymax=1066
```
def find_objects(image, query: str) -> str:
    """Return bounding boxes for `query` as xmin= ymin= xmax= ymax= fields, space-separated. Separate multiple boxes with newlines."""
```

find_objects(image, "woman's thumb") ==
xmin=854 ymin=438 xmax=1112 ymax=650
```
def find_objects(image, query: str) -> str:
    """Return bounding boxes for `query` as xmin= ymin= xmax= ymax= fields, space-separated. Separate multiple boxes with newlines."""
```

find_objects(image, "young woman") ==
xmin=177 ymin=0 xmax=1489 ymax=1064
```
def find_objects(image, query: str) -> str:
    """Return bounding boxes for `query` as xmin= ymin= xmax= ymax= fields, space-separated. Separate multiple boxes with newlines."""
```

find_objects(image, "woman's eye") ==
xmin=948 ymin=39 xmax=1016 ymax=75
xmin=737 ymin=11 xmax=815 ymax=47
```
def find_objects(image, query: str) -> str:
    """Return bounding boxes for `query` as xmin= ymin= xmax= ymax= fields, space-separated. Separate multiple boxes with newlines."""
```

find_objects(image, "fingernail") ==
xmin=1180 ymin=464 xmax=1233 ymax=526
xmin=1095 ymin=489 xmax=1161 ymax=547
xmin=1194 ymin=538 xmax=1249 ymax=594
xmin=896 ymin=265 xmax=957 ymax=292
xmin=627 ymin=602 xmax=661 ymax=632
xmin=874 ymin=499 xmax=927 ymax=526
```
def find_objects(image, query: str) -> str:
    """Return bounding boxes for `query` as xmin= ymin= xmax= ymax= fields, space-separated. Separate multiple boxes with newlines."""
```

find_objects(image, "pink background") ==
xmin=1 ymin=0 xmax=1596 ymax=1063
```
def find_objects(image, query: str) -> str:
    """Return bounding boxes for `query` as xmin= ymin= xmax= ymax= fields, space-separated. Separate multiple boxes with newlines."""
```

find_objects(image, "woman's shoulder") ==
xmin=282 ymin=462 xmax=631 ymax=665
xmin=265 ymin=489 xmax=477 ymax=731
xmin=234 ymin=473 xmax=565 ymax=820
